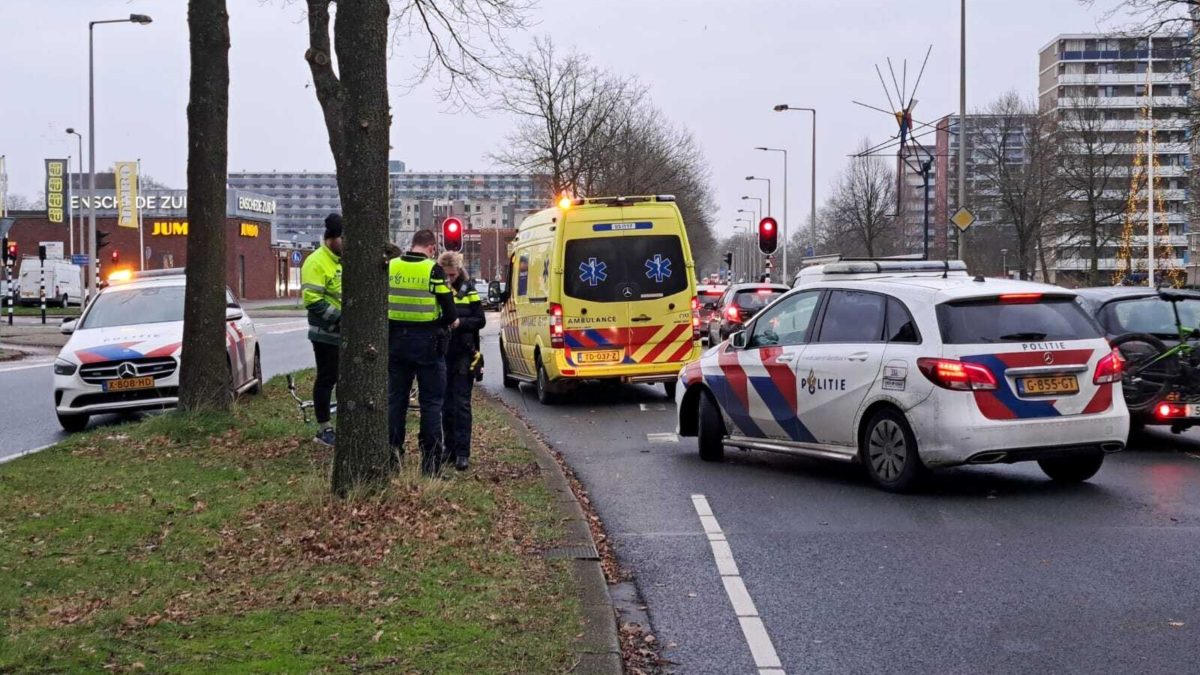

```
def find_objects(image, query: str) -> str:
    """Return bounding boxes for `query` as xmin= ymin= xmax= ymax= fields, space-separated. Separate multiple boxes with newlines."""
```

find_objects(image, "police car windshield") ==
xmin=936 ymin=296 xmax=1100 ymax=344
xmin=80 ymin=286 xmax=186 ymax=329
xmin=564 ymin=235 xmax=688 ymax=302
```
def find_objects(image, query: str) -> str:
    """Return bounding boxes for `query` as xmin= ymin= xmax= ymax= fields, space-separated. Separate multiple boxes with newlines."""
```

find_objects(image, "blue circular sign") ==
xmin=291 ymin=251 xmax=302 ymax=265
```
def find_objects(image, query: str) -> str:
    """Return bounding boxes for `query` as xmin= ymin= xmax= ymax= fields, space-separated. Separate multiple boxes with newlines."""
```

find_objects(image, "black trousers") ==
xmin=311 ymin=341 xmax=338 ymax=426
xmin=387 ymin=327 xmax=447 ymax=474
xmin=442 ymin=363 xmax=475 ymax=460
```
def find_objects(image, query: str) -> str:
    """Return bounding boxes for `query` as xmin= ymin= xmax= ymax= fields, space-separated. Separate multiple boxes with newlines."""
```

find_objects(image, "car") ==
xmin=52 ymin=269 xmax=262 ymax=432
xmin=498 ymin=195 xmax=702 ymax=404
xmin=676 ymin=259 xmax=1128 ymax=492
xmin=705 ymin=283 xmax=788 ymax=345
xmin=1075 ymin=286 xmax=1200 ymax=432
xmin=696 ymin=283 xmax=728 ymax=343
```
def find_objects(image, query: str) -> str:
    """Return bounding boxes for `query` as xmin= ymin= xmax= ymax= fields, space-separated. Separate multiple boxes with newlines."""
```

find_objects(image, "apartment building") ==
xmin=1037 ymin=33 xmax=1191 ymax=285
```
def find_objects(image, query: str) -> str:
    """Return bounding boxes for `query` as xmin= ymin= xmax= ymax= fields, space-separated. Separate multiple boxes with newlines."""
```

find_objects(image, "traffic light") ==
xmin=757 ymin=217 xmax=778 ymax=254
xmin=3 ymin=240 xmax=15 ymax=264
xmin=111 ymin=249 xmax=120 ymax=266
xmin=723 ymin=252 xmax=733 ymax=268
xmin=442 ymin=217 xmax=463 ymax=252
xmin=96 ymin=230 xmax=111 ymax=255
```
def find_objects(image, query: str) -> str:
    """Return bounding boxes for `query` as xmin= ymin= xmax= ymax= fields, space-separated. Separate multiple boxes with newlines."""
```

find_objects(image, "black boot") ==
xmin=455 ymin=456 xmax=469 ymax=471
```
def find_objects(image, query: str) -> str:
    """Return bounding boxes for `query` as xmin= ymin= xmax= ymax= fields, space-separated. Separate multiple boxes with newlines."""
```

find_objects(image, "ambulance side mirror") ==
xmin=488 ymin=280 xmax=502 ymax=303
xmin=729 ymin=330 xmax=747 ymax=349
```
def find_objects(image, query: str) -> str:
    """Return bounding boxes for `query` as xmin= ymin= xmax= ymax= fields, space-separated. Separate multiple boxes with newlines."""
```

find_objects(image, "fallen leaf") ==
xmin=371 ymin=630 xmax=384 ymax=643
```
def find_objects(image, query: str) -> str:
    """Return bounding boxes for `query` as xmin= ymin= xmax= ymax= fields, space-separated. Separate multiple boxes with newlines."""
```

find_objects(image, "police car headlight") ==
xmin=54 ymin=359 xmax=77 ymax=376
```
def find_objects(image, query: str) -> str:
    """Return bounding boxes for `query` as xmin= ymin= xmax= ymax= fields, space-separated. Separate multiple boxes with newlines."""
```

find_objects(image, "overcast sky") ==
xmin=2 ymin=0 xmax=1126 ymax=239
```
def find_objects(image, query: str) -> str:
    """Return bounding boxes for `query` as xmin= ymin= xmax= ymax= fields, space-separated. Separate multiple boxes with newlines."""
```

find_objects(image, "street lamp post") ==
xmin=66 ymin=129 xmax=83 ymax=257
xmin=734 ymin=221 xmax=752 ymax=281
xmin=87 ymin=13 xmax=153 ymax=301
xmin=755 ymin=146 xmax=787 ymax=281
xmin=1001 ymin=248 xmax=1008 ymax=278
xmin=773 ymin=105 xmax=817 ymax=262
xmin=746 ymin=176 xmax=772 ymax=218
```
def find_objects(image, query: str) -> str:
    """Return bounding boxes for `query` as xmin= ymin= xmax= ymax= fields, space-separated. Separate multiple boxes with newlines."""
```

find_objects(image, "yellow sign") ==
xmin=951 ymin=207 xmax=976 ymax=232
xmin=115 ymin=162 xmax=139 ymax=229
xmin=239 ymin=222 xmax=259 ymax=238
xmin=151 ymin=221 xmax=188 ymax=236
xmin=44 ymin=159 xmax=67 ymax=224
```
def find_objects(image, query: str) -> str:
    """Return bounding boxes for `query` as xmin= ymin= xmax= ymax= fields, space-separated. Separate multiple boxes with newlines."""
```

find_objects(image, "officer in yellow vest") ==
xmin=388 ymin=229 xmax=458 ymax=476
xmin=302 ymin=214 xmax=343 ymax=447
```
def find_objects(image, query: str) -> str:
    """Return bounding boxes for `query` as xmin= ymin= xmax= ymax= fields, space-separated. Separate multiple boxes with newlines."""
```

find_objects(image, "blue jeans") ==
xmin=387 ymin=326 xmax=447 ymax=474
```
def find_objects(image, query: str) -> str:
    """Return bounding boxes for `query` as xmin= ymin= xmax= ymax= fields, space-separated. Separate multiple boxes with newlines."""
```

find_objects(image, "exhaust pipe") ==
xmin=1101 ymin=442 xmax=1124 ymax=454
xmin=969 ymin=451 xmax=1008 ymax=464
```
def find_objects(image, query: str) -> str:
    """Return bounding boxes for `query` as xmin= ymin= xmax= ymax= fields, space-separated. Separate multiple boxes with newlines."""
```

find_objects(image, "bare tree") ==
xmin=4 ymin=193 xmax=41 ymax=211
xmin=824 ymin=138 xmax=900 ymax=258
xmin=1081 ymin=0 xmax=1197 ymax=32
xmin=178 ymin=0 xmax=231 ymax=412
xmin=971 ymin=91 xmax=1065 ymax=279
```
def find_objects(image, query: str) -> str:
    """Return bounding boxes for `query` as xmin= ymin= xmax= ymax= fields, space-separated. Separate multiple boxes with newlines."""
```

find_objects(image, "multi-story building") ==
xmin=895 ymin=141 xmax=941 ymax=258
xmin=228 ymin=160 xmax=547 ymax=244
xmin=1037 ymin=33 xmax=1191 ymax=285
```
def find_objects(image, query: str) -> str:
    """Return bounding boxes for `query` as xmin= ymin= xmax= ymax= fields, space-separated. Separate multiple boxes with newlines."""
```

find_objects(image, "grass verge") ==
xmin=253 ymin=304 xmax=305 ymax=312
xmin=0 ymin=371 xmax=578 ymax=674
xmin=5 ymin=306 xmax=82 ymax=317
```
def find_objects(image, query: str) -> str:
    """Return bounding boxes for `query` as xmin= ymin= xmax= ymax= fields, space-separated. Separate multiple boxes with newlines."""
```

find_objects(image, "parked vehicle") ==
xmin=706 ymin=283 xmax=788 ymax=345
xmin=17 ymin=258 xmax=83 ymax=306
xmin=677 ymin=259 xmax=1128 ymax=492
xmin=498 ymin=195 xmax=701 ymax=404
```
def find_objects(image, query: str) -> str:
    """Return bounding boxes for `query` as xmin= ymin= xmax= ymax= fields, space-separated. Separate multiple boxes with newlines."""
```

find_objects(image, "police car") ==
xmin=52 ymin=269 xmax=262 ymax=431
xmin=676 ymin=260 xmax=1129 ymax=492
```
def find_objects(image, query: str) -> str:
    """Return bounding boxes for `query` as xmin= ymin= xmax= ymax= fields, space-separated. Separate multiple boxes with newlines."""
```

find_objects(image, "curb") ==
xmin=481 ymin=396 xmax=623 ymax=675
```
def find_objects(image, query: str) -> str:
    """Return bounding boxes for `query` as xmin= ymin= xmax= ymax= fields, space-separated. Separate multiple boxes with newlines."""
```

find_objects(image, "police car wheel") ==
xmin=536 ymin=358 xmax=557 ymax=405
xmin=57 ymin=413 xmax=89 ymax=433
xmin=697 ymin=390 xmax=725 ymax=462
xmin=248 ymin=349 xmax=263 ymax=396
xmin=862 ymin=409 xmax=925 ymax=493
xmin=500 ymin=340 xmax=518 ymax=389
xmin=1038 ymin=453 xmax=1104 ymax=483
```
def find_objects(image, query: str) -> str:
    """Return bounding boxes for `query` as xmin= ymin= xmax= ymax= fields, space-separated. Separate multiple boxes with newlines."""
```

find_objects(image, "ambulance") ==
xmin=498 ymin=195 xmax=702 ymax=404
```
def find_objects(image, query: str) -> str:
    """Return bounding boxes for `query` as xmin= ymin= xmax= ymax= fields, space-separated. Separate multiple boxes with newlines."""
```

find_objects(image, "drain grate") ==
xmin=543 ymin=544 xmax=600 ymax=560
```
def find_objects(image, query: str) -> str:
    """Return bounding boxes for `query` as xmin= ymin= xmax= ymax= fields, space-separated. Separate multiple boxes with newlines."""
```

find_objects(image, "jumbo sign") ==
xmin=151 ymin=221 xmax=188 ymax=236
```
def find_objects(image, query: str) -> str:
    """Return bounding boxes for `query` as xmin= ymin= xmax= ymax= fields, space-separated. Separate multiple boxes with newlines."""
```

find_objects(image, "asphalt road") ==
xmin=477 ymin=321 xmax=1200 ymax=675
xmin=0 ymin=317 xmax=312 ymax=462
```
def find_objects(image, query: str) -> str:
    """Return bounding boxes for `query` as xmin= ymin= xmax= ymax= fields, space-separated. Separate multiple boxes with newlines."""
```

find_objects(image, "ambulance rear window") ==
xmin=936 ymin=295 xmax=1101 ymax=344
xmin=564 ymin=235 xmax=688 ymax=302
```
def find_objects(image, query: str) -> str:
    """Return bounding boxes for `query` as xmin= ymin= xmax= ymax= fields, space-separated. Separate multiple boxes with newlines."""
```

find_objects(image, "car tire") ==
xmin=663 ymin=381 xmax=678 ymax=400
xmin=248 ymin=349 xmax=263 ymax=396
xmin=1038 ymin=453 xmax=1104 ymax=483
xmin=697 ymin=389 xmax=726 ymax=462
xmin=535 ymin=355 xmax=557 ymax=405
xmin=57 ymin=413 xmax=89 ymax=433
xmin=861 ymin=409 xmax=926 ymax=493
xmin=500 ymin=340 xmax=518 ymax=389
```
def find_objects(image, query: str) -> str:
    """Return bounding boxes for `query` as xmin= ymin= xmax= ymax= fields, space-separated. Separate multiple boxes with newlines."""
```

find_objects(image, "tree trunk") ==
xmin=179 ymin=0 xmax=231 ymax=412
xmin=305 ymin=0 xmax=392 ymax=495
xmin=1088 ymin=204 xmax=1099 ymax=286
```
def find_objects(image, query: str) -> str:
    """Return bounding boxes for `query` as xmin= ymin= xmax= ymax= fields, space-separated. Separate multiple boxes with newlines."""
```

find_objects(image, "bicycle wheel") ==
xmin=1110 ymin=332 xmax=1177 ymax=412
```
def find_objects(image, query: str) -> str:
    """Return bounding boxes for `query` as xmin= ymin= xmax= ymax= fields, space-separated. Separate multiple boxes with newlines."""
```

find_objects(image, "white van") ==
xmin=18 ymin=258 xmax=84 ymax=307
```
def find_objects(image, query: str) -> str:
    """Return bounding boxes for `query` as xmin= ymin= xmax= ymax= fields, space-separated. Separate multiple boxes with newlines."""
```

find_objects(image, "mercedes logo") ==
xmin=1043 ymin=352 xmax=1054 ymax=365
xmin=622 ymin=287 xmax=634 ymax=299
xmin=117 ymin=362 xmax=138 ymax=379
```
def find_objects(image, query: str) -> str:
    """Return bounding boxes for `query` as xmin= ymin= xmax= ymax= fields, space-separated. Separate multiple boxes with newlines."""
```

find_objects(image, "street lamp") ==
xmin=740 ymin=195 xmax=762 ymax=222
xmin=773 ymin=105 xmax=817 ymax=261
xmin=734 ymin=221 xmax=752 ymax=281
xmin=745 ymin=176 xmax=771 ymax=218
xmin=755 ymin=146 xmax=788 ymax=279
xmin=87 ymin=13 xmax=153 ymax=301
xmin=66 ymin=128 xmax=84 ymax=257
xmin=1001 ymin=248 xmax=1008 ymax=278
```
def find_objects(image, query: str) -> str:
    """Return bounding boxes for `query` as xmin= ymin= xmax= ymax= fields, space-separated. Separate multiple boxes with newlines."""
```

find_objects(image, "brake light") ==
xmin=999 ymin=293 xmax=1042 ymax=304
xmin=726 ymin=305 xmax=740 ymax=321
xmin=756 ymin=289 xmax=773 ymax=294
xmin=1094 ymin=348 xmax=1123 ymax=384
xmin=917 ymin=357 xmax=998 ymax=391
xmin=549 ymin=303 xmax=564 ymax=348
xmin=691 ymin=296 xmax=701 ymax=339
xmin=1157 ymin=402 xmax=1186 ymax=418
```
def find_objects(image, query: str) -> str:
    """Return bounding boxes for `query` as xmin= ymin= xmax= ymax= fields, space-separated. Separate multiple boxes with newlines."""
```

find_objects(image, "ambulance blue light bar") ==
xmin=823 ymin=260 xmax=968 ymax=275
xmin=566 ymin=195 xmax=676 ymax=207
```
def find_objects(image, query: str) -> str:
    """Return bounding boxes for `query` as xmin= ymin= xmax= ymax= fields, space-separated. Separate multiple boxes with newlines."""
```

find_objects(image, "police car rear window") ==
xmin=564 ymin=235 xmax=688 ymax=302
xmin=936 ymin=295 xmax=1101 ymax=344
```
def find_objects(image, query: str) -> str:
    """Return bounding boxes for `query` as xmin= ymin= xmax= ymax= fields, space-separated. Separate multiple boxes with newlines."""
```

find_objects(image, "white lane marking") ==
xmin=0 ymin=361 xmax=53 ymax=373
xmin=0 ymin=442 xmax=56 ymax=465
xmin=692 ymin=493 xmax=785 ymax=675
xmin=640 ymin=402 xmax=666 ymax=411
xmin=259 ymin=320 xmax=309 ymax=335
xmin=646 ymin=432 xmax=678 ymax=443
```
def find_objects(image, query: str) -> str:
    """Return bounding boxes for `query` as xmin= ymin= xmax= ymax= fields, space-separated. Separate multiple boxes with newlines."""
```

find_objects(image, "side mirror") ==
xmin=226 ymin=307 xmax=244 ymax=322
xmin=730 ymin=330 xmax=747 ymax=349
xmin=60 ymin=318 xmax=77 ymax=335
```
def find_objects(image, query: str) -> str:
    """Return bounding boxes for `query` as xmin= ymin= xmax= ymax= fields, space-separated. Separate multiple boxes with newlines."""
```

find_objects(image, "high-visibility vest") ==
xmin=301 ymin=246 xmax=342 ymax=311
xmin=454 ymin=290 xmax=480 ymax=306
xmin=387 ymin=256 xmax=448 ymax=322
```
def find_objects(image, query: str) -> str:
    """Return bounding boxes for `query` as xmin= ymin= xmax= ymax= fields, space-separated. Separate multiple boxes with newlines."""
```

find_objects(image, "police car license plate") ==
xmin=104 ymin=376 xmax=155 ymax=392
xmin=1017 ymin=375 xmax=1078 ymax=396
xmin=576 ymin=349 xmax=622 ymax=364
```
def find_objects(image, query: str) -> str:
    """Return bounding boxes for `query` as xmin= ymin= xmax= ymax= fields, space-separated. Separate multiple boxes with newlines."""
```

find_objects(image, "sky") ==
xmin=1 ymin=0 xmax=1129 ymax=240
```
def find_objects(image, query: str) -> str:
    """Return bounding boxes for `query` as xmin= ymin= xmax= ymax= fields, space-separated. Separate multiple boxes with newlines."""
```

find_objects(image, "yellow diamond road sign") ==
xmin=951 ymin=207 xmax=975 ymax=232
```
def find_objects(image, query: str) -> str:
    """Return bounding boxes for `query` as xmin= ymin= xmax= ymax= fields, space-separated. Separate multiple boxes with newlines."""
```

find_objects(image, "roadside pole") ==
xmin=39 ymin=247 xmax=46 ymax=325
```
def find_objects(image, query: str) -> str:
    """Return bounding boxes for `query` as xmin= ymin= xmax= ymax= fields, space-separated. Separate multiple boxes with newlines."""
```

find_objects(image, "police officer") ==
xmin=438 ymin=252 xmax=486 ymax=471
xmin=302 ymin=213 xmax=344 ymax=447
xmin=388 ymin=229 xmax=457 ymax=476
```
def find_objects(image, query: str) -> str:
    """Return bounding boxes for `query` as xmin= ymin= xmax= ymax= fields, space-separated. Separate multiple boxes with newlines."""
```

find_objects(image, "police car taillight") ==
xmin=691 ymin=296 xmax=701 ymax=339
xmin=917 ymin=358 xmax=997 ymax=391
xmin=1093 ymin=349 xmax=1123 ymax=385
xmin=550 ymin=303 xmax=564 ymax=348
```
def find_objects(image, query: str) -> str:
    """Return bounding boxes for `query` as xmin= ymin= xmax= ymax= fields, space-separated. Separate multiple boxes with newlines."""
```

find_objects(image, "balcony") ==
xmin=1058 ymin=72 xmax=1188 ymax=85
xmin=1057 ymin=96 xmax=1189 ymax=109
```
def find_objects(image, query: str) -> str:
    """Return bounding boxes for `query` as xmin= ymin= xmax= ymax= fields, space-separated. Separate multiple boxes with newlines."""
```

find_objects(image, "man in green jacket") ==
xmin=302 ymin=214 xmax=343 ymax=446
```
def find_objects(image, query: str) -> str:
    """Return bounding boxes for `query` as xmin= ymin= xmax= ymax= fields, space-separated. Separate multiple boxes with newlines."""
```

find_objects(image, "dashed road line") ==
xmin=259 ymin=320 xmax=309 ymax=335
xmin=646 ymin=432 xmax=678 ymax=443
xmin=691 ymin=493 xmax=785 ymax=675
xmin=640 ymin=402 xmax=666 ymax=411
xmin=0 ymin=360 xmax=53 ymax=373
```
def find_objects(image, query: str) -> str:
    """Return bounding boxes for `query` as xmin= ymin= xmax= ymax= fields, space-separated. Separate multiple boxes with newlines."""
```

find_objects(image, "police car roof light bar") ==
xmin=132 ymin=268 xmax=187 ymax=279
xmin=822 ymin=260 xmax=967 ymax=275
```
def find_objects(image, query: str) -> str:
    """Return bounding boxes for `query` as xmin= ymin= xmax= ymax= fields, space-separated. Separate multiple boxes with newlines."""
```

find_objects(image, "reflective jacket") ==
xmin=447 ymin=281 xmax=486 ymax=361
xmin=301 ymin=245 xmax=342 ymax=345
xmin=388 ymin=253 xmax=455 ymax=329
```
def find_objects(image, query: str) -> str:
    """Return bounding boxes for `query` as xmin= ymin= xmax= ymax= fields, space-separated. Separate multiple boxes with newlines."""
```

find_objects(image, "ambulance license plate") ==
xmin=1017 ymin=375 xmax=1078 ymax=396
xmin=576 ymin=349 xmax=622 ymax=364
xmin=104 ymin=376 xmax=155 ymax=392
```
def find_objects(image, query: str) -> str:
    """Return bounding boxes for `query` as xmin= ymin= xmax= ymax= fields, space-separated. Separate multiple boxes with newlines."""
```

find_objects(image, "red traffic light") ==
xmin=110 ymin=249 xmax=120 ymax=265
xmin=757 ymin=217 xmax=778 ymax=254
xmin=5 ymin=242 xmax=16 ymax=260
xmin=442 ymin=218 xmax=464 ymax=252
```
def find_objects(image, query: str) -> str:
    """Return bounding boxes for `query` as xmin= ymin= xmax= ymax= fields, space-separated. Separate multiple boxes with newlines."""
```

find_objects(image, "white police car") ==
xmin=52 ymin=269 xmax=261 ymax=431
xmin=676 ymin=260 xmax=1129 ymax=492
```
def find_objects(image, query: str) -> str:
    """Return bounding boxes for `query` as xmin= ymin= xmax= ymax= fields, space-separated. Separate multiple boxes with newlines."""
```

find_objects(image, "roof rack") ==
xmin=822 ymin=260 xmax=968 ymax=275
xmin=132 ymin=268 xmax=186 ymax=279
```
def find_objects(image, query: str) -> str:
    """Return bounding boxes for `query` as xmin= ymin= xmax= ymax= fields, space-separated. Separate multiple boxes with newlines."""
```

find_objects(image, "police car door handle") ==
xmin=774 ymin=353 xmax=796 ymax=363
xmin=848 ymin=352 xmax=870 ymax=362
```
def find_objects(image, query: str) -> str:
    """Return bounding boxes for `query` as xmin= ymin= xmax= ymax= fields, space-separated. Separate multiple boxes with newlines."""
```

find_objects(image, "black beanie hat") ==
xmin=324 ymin=213 xmax=344 ymax=240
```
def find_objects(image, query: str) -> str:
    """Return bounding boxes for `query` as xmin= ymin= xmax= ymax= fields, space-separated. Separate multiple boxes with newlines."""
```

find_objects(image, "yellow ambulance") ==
xmin=498 ymin=195 xmax=702 ymax=404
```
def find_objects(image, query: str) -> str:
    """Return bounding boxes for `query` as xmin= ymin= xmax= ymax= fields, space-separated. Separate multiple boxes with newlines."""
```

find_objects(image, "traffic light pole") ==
xmin=87 ymin=21 xmax=97 ymax=304
xmin=1 ymin=238 xmax=10 ymax=326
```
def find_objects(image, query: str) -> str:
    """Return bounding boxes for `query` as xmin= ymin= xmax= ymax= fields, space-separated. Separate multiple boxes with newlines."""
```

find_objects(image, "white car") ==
xmin=53 ymin=269 xmax=262 ymax=431
xmin=676 ymin=260 xmax=1129 ymax=492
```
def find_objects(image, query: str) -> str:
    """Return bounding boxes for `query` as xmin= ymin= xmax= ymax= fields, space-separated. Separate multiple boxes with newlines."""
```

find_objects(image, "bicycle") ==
xmin=1109 ymin=288 xmax=1200 ymax=412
